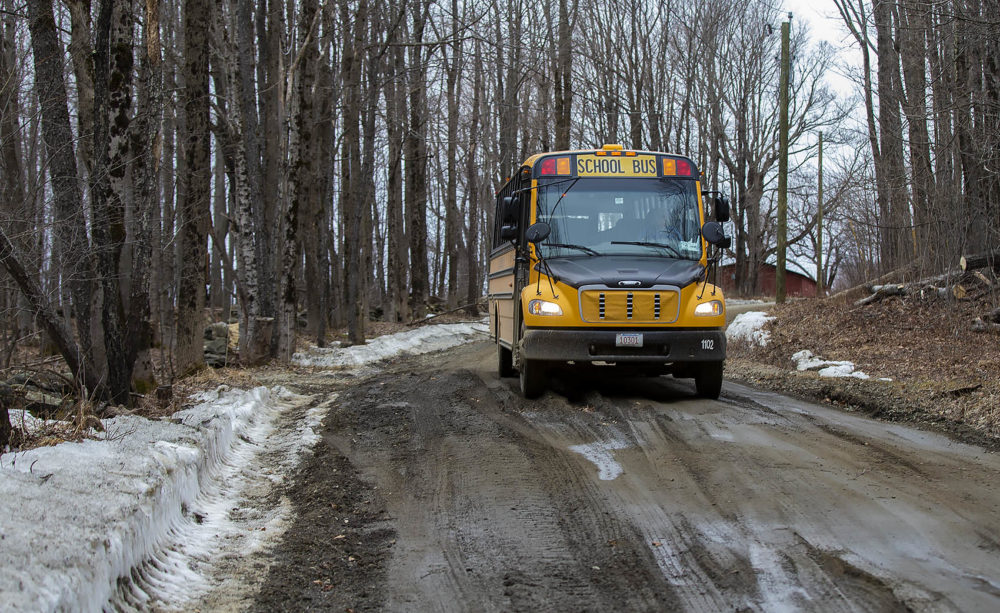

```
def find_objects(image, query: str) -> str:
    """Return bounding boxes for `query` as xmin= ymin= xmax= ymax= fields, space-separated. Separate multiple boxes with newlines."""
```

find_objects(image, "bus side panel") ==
xmin=488 ymin=245 xmax=517 ymax=347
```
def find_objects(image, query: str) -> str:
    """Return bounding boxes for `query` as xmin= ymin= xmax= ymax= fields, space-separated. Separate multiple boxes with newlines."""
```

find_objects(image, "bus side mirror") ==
xmin=702 ymin=221 xmax=731 ymax=249
xmin=525 ymin=222 xmax=551 ymax=244
xmin=501 ymin=196 xmax=521 ymax=223
xmin=500 ymin=225 xmax=518 ymax=241
xmin=714 ymin=196 xmax=730 ymax=223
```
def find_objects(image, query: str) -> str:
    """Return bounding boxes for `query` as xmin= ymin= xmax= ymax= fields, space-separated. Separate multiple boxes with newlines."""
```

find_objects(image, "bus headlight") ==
xmin=528 ymin=299 xmax=563 ymax=316
xmin=694 ymin=300 xmax=723 ymax=316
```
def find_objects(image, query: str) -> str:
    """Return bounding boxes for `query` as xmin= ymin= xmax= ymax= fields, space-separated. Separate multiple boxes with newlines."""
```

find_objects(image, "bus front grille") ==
xmin=579 ymin=288 xmax=680 ymax=323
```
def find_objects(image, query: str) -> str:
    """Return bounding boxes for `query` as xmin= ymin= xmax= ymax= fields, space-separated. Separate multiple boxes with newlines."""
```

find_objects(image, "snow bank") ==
xmin=791 ymin=350 xmax=872 ymax=380
xmin=0 ymin=386 xmax=313 ymax=612
xmin=293 ymin=321 xmax=488 ymax=367
xmin=726 ymin=311 xmax=776 ymax=346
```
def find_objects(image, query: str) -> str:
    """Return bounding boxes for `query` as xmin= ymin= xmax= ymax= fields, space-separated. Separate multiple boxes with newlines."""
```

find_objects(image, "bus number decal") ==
xmin=701 ymin=339 xmax=714 ymax=351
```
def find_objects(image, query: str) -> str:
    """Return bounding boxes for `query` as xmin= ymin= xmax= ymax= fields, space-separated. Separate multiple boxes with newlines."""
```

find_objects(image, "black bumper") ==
xmin=520 ymin=328 xmax=726 ymax=364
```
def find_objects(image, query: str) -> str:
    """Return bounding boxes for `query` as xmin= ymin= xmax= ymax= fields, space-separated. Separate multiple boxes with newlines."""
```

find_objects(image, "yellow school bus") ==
xmin=487 ymin=144 xmax=731 ymax=398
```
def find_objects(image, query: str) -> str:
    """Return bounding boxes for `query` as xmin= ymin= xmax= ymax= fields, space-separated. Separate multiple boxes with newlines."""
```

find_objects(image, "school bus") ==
xmin=487 ymin=144 xmax=731 ymax=399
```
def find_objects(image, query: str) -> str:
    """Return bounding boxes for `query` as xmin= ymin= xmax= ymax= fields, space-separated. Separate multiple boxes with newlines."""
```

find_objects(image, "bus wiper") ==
xmin=545 ymin=243 xmax=600 ymax=256
xmin=610 ymin=241 xmax=684 ymax=259
xmin=546 ymin=177 xmax=580 ymax=220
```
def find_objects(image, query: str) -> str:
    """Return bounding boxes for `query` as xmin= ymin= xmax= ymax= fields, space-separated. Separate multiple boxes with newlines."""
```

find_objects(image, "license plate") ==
xmin=616 ymin=333 xmax=643 ymax=348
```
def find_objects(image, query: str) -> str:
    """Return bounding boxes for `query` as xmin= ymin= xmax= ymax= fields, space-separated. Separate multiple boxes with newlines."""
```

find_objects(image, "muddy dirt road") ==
xmin=249 ymin=341 xmax=1000 ymax=612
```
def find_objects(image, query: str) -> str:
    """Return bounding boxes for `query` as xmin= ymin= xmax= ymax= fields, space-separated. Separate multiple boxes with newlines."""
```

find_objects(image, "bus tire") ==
xmin=520 ymin=359 xmax=546 ymax=398
xmin=695 ymin=361 xmax=724 ymax=399
xmin=498 ymin=343 xmax=515 ymax=377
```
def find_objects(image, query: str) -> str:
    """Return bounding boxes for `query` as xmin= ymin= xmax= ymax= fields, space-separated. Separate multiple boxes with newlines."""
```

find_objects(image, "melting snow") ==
xmin=570 ymin=438 xmax=629 ymax=480
xmin=292 ymin=321 xmax=488 ymax=367
xmin=726 ymin=311 xmax=776 ymax=346
xmin=791 ymin=350 xmax=871 ymax=380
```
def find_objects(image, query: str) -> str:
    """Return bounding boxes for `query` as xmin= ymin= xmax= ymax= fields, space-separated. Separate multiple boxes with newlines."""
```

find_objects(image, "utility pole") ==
xmin=817 ymin=131 xmax=824 ymax=296
xmin=775 ymin=13 xmax=791 ymax=303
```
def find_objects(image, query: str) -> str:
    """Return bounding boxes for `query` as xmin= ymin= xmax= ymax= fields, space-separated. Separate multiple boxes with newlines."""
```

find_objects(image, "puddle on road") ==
xmin=569 ymin=440 xmax=629 ymax=480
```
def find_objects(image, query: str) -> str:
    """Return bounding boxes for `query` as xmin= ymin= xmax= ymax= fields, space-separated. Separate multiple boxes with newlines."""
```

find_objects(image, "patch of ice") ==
xmin=569 ymin=439 xmax=629 ymax=480
xmin=726 ymin=311 xmax=776 ymax=346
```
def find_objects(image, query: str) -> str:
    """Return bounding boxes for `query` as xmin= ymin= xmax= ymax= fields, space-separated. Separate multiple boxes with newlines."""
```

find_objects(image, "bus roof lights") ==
xmin=662 ymin=157 xmax=694 ymax=177
xmin=601 ymin=144 xmax=624 ymax=151
xmin=540 ymin=156 xmax=571 ymax=176
xmin=556 ymin=156 xmax=571 ymax=175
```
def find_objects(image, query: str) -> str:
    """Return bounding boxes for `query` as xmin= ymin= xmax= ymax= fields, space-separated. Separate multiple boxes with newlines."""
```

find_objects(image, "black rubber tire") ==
xmin=517 ymin=317 xmax=545 ymax=398
xmin=519 ymin=358 xmax=546 ymax=398
xmin=694 ymin=361 xmax=724 ymax=399
xmin=498 ymin=343 xmax=515 ymax=377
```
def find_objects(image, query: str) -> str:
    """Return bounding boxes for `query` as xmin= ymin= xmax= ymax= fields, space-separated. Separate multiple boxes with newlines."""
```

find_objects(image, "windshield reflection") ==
xmin=534 ymin=177 xmax=703 ymax=260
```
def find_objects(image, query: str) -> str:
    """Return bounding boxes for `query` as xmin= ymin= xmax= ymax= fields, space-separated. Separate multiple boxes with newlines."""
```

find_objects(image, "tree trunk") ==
xmin=281 ymin=0 xmax=320 ymax=357
xmin=464 ymin=37 xmax=484 ymax=317
xmin=341 ymin=0 xmax=367 ymax=345
xmin=384 ymin=6 xmax=407 ymax=323
xmin=898 ymin=0 xmax=935 ymax=270
xmin=128 ymin=0 xmax=162 ymax=396
xmin=444 ymin=0 xmax=462 ymax=308
xmin=238 ymin=0 xmax=276 ymax=358
xmin=175 ymin=0 xmax=211 ymax=375
xmin=874 ymin=0 xmax=911 ymax=271
xmin=260 ymin=0 xmax=282 ymax=341
xmin=64 ymin=0 xmax=96 ymax=177
xmin=27 ymin=0 xmax=102 ymax=397
xmin=90 ymin=0 xmax=135 ymax=405
xmin=554 ymin=0 xmax=574 ymax=150
xmin=407 ymin=0 xmax=431 ymax=317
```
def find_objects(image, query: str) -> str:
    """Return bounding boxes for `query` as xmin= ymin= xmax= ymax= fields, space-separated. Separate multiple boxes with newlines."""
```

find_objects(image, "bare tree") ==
xmin=26 ymin=0 xmax=103 ymax=397
xmin=175 ymin=0 xmax=211 ymax=375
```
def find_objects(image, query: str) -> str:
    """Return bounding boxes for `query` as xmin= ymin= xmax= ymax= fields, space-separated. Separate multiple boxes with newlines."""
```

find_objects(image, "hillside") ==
xmin=727 ymin=289 xmax=1000 ymax=446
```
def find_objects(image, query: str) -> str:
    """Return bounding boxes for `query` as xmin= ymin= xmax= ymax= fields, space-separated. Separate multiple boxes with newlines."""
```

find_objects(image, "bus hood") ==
xmin=541 ymin=256 xmax=705 ymax=289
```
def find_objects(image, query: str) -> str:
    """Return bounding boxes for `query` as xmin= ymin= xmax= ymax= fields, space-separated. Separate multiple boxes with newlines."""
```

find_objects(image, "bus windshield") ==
xmin=534 ymin=177 xmax=703 ymax=260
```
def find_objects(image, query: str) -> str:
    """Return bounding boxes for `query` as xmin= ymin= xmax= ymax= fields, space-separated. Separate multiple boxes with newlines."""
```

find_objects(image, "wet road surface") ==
xmin=249 ymin=341 xmax=1000 ymax=612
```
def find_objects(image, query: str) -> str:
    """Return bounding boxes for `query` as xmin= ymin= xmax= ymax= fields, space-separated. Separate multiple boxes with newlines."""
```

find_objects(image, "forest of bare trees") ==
xmin=833 ymin=0 xmax=999 ymax=284
xmin=0 ymin=0 xmax=996 ymax=411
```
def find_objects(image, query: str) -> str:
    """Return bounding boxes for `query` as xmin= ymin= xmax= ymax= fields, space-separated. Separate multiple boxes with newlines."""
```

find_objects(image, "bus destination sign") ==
xmin=576 ymin=154 xmax=658 ymax=177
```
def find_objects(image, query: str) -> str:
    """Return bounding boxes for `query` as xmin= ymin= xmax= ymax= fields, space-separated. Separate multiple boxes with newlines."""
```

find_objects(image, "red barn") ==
xmin=717 ymin=263 xmax=817 ymax=298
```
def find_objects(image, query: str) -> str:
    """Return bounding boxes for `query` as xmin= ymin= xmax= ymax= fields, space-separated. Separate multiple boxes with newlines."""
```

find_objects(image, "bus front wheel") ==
xmin=520 ymin=358 xmax=546 ymax=398
xmin=694 ymin=361 xmax=724 ymax=399
xmin=498 ymin=343 xmax=515 ymax=377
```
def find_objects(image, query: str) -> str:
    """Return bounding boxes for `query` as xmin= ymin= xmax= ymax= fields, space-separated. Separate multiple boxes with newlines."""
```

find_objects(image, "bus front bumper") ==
xmin=520 ymin=328 xmax=726 ymax=364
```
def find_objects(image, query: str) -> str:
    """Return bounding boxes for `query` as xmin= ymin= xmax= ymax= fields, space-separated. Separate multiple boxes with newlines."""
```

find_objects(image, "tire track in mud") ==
xmin=333 ymin=362 xmax=681 ymax=612
xmin=484 ymin=360 xmax=993 ymax=612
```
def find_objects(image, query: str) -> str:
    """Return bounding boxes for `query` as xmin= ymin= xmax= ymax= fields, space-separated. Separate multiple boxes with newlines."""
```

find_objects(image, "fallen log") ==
xmin=829 ymin=264 xmax=917 ymax=304
xmin=971 ymin=317 xmax=1000 ymax=333
xmin=960 ymin=250 xmax=1000 ymax=272
xmin=973 ymin=270 xmax=994 ymax=287
xmin=855 ymin=284 xmax=907 ymax=306
xmin=406 ymin=301 xmax=486 ymax=326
